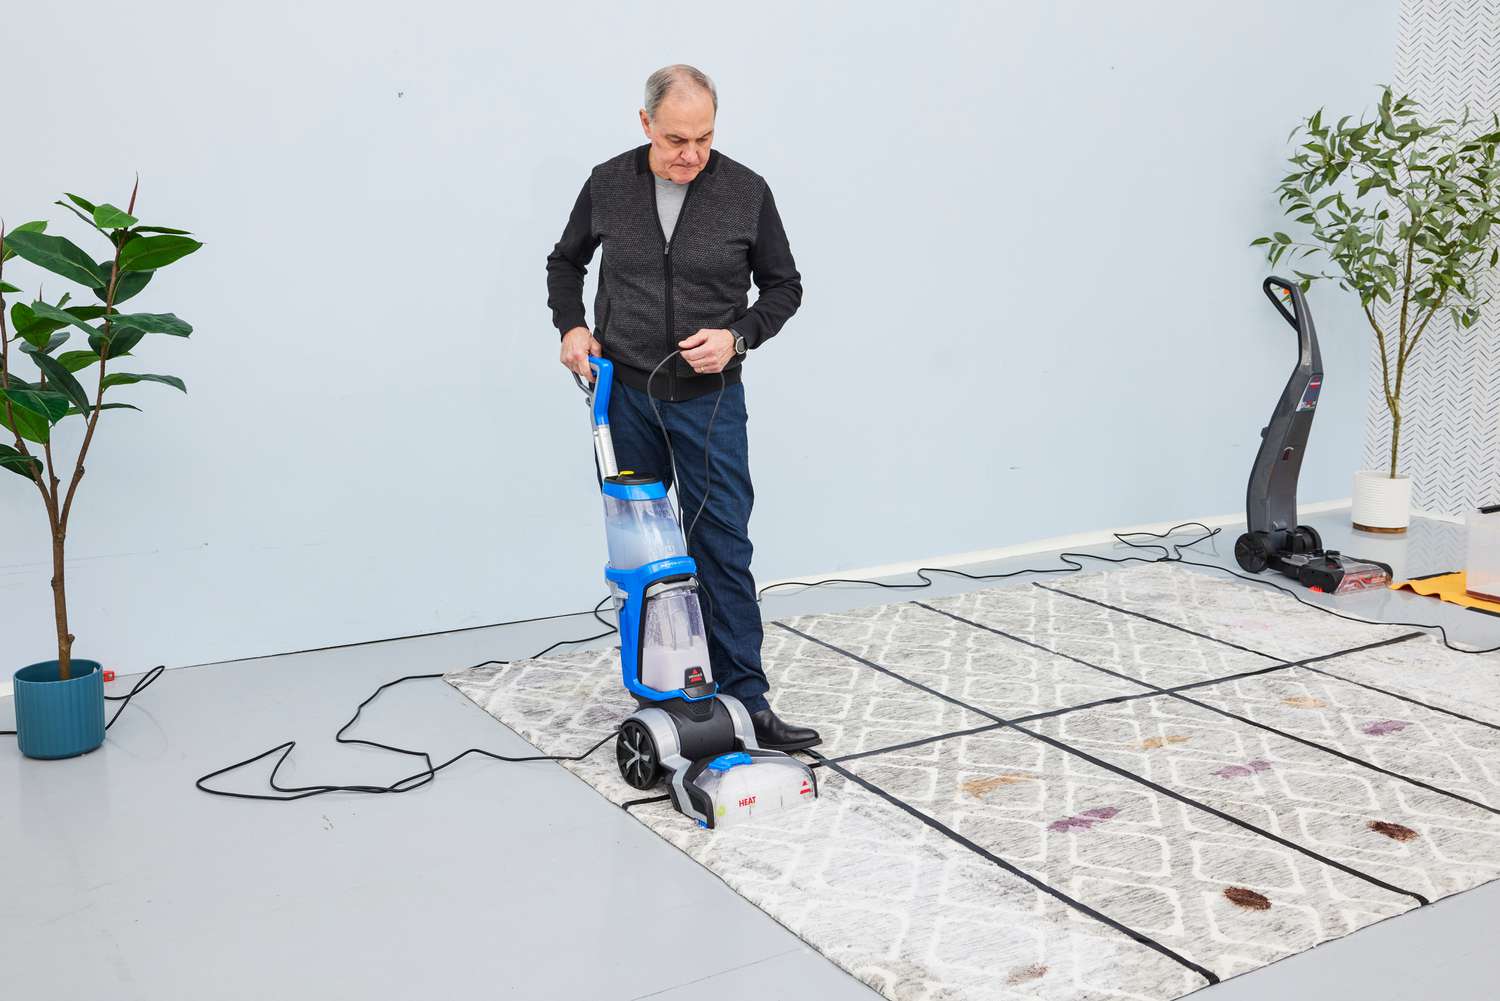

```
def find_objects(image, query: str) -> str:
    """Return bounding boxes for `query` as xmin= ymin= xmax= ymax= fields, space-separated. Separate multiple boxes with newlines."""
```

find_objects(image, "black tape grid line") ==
xmin=1034 ymin=582 xmax=1500 ymax=737
xmin=774 ymin=620 xmax=1431 ymax=909
xmin=807 ymin=749 xmax=1222 ymax=987
xmin=823 ymin=632 xmax=1423 ymax=768
xmin=927 ymin=594 xmax=1500 ymax=819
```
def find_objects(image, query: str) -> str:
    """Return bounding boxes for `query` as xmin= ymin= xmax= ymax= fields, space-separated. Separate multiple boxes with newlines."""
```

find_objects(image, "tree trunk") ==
xmin=1388 ymin=410 xmax=1402 ymax=480
xmin=51 ymin=530 xmax=72 ymax=679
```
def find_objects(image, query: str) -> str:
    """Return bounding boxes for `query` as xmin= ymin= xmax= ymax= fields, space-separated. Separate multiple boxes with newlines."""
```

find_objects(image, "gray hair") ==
xmin=644 ymin=64 xmax=718 ymax=120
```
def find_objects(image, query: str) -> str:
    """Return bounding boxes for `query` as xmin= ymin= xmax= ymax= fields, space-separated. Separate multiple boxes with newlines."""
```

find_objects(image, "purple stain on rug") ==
xmin=1361 ymin=719 xmax=1409 ymax=736
xmin=1048 ymin=806 xmax=1119 ymax=833
xmin=1214 ymin=759 xmax=1272 ymax=779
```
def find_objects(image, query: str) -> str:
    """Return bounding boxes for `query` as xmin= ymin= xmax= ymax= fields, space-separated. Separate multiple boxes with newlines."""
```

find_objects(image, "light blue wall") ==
xmin=0 ymin=1 xmax=1399 ymax=670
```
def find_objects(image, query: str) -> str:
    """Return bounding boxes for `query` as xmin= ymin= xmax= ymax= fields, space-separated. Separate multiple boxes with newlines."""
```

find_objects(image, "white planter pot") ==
xmin=1352 ymin=470 xmax=1411 ymax=533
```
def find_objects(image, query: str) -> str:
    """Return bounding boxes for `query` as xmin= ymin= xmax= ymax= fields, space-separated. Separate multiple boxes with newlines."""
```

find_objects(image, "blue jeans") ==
xmin=604 ymin=380 xmax=770 ymax=715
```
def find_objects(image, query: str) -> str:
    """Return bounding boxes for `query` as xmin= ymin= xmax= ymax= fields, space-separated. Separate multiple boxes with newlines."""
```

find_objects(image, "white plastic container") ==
xmin=1467 ymin=506 xmax=1500 ymax=601
xmin=602 ymin=494 xmax=686 ymax=570
xmin=639 ymin=583 xmax=713 ymax=692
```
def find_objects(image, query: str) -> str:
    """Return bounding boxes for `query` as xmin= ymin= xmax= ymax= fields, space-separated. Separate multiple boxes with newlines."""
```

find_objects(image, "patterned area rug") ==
xmin=446 ymin=563 xmax=1500 ymax=1000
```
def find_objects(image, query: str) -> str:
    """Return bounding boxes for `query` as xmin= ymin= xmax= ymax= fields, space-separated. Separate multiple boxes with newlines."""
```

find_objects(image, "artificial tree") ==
xmin=1255 ymin=86 xmax=1500 ymax=479
xmin=0 ymin=182 xmax=200 ymax=679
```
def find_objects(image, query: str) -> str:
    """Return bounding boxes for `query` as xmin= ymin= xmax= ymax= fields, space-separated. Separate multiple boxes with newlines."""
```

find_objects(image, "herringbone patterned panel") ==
xmin=1363 ymin=0 xmax=1500 ymax=513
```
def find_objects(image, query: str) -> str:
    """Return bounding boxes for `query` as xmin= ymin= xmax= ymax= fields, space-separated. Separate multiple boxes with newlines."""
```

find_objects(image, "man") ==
xmin=546 ymin=64 xmax=819 ymax=752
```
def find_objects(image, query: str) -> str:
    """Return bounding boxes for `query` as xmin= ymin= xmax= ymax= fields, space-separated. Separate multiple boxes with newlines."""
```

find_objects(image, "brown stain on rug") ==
xmin=1136 ymin=734 xmax=1190 ymax=751
xmin=1223 ymin=887 xmax=1272 ymax=911
xmin=1006 ymin=963 xmax=1048 ymax=985
xmin=962 ymin=773 xmax=1032 ymax=798
xmin=1368 ymin=820 xmax=1420 ymax=842
xmin=1282 ymin=695 xmax=1327 ymax=709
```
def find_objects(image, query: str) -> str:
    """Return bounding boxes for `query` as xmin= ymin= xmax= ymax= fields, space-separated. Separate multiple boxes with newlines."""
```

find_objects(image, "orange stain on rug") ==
xmin=962 ymin=773 xmax=1032 ymax=797
xmin=1136 ymin=734 xmax=1190 ymax=751
xmin=1006 ymin=963 xmax=1048 ymax=985
xmin=1282 ymin=696 xmax=1327 ymax=709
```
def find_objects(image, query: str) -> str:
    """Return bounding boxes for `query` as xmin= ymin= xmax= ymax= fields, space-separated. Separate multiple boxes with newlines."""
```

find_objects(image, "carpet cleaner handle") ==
xmin=1262 ymin=275 xmax=1320 ymax=372
xmin=576 ymin=357 xmax=619 ymax=478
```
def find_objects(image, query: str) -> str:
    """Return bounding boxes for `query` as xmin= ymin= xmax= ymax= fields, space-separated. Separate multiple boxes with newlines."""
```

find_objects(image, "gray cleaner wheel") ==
xmin=616 ymin=718 xmax=662 ymax=790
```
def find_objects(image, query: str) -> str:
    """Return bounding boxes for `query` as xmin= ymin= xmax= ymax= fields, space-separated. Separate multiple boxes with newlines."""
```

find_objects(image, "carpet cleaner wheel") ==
xmin=616 ymin=718 xmax=662 ymax=790
xmin=1234 ymin=532 xmax=1271 ymax=573
xmin=1292 ymin=524 xmax=1323 ymax=554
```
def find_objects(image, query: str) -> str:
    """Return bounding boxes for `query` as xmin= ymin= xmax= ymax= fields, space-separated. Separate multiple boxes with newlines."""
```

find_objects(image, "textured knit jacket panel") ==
xmin=546 ymin=144 xmax=802 ymax=401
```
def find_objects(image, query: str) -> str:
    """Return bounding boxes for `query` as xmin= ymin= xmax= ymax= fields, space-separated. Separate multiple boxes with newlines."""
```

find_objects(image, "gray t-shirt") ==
xmin=653 ymin=172 xmax=742 ymax=346
xmin=654 ymin=175 xmax=689 ymax=242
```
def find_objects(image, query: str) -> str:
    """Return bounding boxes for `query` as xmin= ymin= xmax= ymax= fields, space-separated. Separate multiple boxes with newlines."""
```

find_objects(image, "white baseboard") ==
xmin=758 ymin=498 xmax=1354 ymax=592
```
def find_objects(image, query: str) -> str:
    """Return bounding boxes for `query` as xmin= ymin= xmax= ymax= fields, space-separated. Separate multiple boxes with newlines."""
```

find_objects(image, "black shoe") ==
xmin=750 ymin=708 xmax=821 ymax=752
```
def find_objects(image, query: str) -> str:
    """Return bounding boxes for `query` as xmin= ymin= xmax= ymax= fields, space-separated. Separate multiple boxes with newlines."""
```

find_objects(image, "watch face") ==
xmin=734 ymin=335 xmax=747 ymax=355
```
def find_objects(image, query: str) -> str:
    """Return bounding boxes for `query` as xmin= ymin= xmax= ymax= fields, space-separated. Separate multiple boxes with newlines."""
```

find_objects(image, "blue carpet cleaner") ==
xmin=579 ymin=357 xmax=817 ymax=829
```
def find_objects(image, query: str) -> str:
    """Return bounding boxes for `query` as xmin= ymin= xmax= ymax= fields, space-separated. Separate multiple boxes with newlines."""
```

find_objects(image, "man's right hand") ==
xmin=560 ymin=326 xmax=603 ymax=381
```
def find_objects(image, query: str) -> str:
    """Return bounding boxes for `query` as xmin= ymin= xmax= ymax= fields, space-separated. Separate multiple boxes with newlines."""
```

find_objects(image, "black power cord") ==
xmin=760 ymin=521 xmax=1500 ymax=655
xmin=1 ymin=663 xmax=166 ymax=738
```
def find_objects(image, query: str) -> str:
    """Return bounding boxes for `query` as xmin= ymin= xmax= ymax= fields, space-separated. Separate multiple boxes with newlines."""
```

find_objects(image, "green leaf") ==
xmin=28 ymin=300 xmax=101 ymax=337
xmin=3 ymin=230 xmax=110 ymax=286
xmin=107 ymin=312 xmax=192 ymax=337
xmin=0 ymin=281 xmax=19 ymax=294
xmin=118 ymin=235 xmax=203 ymax=273
xmin=89 ymin=326 xmax=146 ymax=360
xmin=1 ymin=220 xmax=47 ymax=262
xmin=28 ymin=351 xmax=94 ymax=414
xmin=0 ymin=443 xmax=43 ymax=481
xmin=64 ymin=402 xmax=139 ymax=418
xmin=64 ymin=193 xmax=97 ymax=213
xmin=0 ymin=386 xmax=70 ymax=423
xmin=131 ymin=226 xmax=192 ymax=236
xmin=10 ymin=302 xmax=66 ymax=349
xmin=92 ymin=265 xmax=152 ymax=305
xmin=92 ymin=204 xmax=138 ymax=229
xmin=1274 ymin=232 xmax=1291 ymax=244
xmin=17 ymin=331 xmax=70 ymax=355
xmin=0 ymin=397 xmax=50 ymax=443
xmin=102 ymin=372 xmax=186 ymax=393
xmin=56 ymin=350 xmax=109 ymax=373
xmin=1250 ymin=237 xmax=1272 ymax=246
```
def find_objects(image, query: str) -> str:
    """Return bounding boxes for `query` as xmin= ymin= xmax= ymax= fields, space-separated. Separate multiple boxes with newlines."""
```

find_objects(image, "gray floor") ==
xmin=3 ymin=510 xmax=1498 ymax=1000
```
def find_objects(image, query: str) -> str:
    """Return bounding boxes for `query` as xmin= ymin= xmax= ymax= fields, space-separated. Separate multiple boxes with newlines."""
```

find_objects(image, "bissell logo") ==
xmin=738 ymin=795 xmax=757 ymax=808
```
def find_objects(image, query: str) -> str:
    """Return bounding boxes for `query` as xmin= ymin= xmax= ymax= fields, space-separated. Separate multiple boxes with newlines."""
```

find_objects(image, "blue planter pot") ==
xmin=13 ymin=659 xmax=105 ymax=760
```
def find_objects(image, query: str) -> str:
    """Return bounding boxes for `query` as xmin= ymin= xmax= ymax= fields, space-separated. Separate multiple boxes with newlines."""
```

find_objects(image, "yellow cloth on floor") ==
xmin=1393 ymin=571 xmax=1500 ymax=614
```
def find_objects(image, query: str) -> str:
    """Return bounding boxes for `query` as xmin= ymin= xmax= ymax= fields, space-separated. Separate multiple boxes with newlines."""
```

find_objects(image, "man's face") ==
xmin=639 ymin=89 xmax=716 ymax=184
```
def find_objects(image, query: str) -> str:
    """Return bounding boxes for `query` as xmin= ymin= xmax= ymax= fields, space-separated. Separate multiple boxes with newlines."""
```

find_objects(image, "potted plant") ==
xmin=1255 ymin=86 xmax=1500 ymax=532
xmin=1 ymin=182 xmax=200 ymax=759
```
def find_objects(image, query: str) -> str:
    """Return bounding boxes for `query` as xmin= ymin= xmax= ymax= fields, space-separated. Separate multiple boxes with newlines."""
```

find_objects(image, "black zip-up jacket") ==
xmin=546 ymin=144 xmax=802 ymax=401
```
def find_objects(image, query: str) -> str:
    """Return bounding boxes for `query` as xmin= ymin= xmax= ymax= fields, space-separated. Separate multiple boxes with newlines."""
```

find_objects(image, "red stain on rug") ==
xmin=1368 ymin=820 xmax=1420 ymax=842
xmin=1223 ymin=887 xmax=1272 ymax=910
xmin=1361 ymin=719 xmax=1409 ymax=736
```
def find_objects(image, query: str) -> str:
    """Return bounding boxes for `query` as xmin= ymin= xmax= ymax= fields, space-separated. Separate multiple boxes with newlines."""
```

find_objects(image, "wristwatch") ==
xmin=731 ymin=329 xmax=747 ymax=356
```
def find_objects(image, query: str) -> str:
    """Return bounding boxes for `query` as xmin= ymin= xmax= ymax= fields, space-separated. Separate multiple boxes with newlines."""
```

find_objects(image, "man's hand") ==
xmin=560 ymin=326 xmax=603 ymax=381
xmin=678 ymin=328 xmax=736 ymax=375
